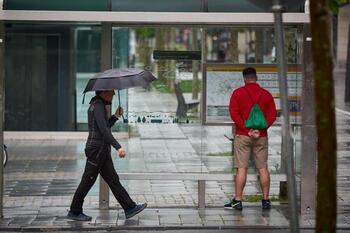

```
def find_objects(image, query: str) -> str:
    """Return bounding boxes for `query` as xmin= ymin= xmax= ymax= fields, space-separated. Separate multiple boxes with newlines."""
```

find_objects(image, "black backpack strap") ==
xmin=256 ymin=89 xmax=264 ymax=104
xmin=243 ymin=87 xmax=254 ymax=104
xmin=244 ymin=87 xmax=263 ymax=104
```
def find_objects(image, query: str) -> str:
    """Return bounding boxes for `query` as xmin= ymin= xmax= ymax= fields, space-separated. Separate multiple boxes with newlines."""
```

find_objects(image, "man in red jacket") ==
xmin=225 ymin=67 xmax=277 ymax=210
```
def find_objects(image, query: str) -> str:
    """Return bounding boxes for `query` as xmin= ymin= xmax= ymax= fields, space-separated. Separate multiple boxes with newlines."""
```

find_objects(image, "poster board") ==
xmin=202 ymin=64 xmax=302 ymax=125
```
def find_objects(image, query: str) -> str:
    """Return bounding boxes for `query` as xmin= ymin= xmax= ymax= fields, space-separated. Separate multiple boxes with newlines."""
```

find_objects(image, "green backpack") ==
xmin=244 ymin=88 xmax=268 ymax=129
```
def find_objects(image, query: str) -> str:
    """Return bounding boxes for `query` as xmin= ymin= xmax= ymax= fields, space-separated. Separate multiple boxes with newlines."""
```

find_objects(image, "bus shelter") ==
xmin=0 ymin=0 xmax=314 ymax=220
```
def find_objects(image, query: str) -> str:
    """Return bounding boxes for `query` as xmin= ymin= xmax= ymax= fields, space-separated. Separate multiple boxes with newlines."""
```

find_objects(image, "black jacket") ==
xmin=86 ymin=96 xmax=121 ymax=150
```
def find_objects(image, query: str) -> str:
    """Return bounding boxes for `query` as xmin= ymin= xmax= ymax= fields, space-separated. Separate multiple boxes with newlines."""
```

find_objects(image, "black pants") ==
xmin=70 ymin=145 xmax=136 ymax=213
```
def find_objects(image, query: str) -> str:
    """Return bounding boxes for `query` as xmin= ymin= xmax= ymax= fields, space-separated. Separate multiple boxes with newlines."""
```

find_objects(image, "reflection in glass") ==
xmin=75 ymin=26 xmax=102 ymax=130
xmin=127 ymin=27 xmax=202 ymax=124
xmin=5 ymin=24 xmax=76 ymax=131
xmin=205 ymin=27 xmax=302 ymax=64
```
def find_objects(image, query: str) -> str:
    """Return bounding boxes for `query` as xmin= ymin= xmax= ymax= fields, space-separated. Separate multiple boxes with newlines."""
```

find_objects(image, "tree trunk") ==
xmin=167 ymin=28 xmax=176 ymax=92
xmin=228 ymin=29 xmax=239 ymax=63
xmin=255 ymin=28 xmax=264 ymax=63
xmin=155 ymin=28 xmax=167 ymax=83
xmin=309 ymin=1 xmax=337 ymax=232
xmin=136 ymin=38 xmax=151 ymax=69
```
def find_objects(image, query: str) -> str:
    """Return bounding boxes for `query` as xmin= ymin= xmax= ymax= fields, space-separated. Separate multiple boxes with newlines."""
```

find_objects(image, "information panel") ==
xmin=203 ymin=64 xmax=302 ymax=125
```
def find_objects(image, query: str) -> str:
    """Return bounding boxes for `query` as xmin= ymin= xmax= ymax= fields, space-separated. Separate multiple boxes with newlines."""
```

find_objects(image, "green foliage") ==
xmin=207 ymin=151 xmax=232 ymax=156
xmin=223 ymin=167 xmax=236 ymax=174
xmin=135 ymin=28 xmax=155 ymax=40
xmin=338 ymin=0 xmax=349 ymax=6
xmin=151 ymin=79 xmax=172 ymax=93
xmin=329 ymin=0 xmax=339 ymax=13
xmin=329 ymin=0 xmax=349 ymax=14
xmin=151 ymin=79 xmax=196 ymax=93
xmin=179 ymin=80 xmax=193 ymax=93
xmin=243 ymin=195 xmax=286 ymax=203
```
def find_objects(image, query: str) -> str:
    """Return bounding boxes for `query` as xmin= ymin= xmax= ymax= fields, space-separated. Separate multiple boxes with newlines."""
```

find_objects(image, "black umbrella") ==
xmin=83 ymin=68 xmax=157 ymax=94
xmin=83 ymin=68 xmax=157 ymax=120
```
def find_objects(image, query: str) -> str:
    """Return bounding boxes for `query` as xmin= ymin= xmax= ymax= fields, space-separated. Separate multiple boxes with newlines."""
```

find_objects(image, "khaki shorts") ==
xmin=234 ymin=135 xmax=268 ymax=169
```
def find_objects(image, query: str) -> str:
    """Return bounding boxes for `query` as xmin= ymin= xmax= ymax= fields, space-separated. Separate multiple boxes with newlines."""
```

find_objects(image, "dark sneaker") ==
xmin=125 ymin=203 xmax=147 ymax=219
xmin=67 ymin=211 xmax=92 ymax=221
xmin=224 ymin=199 xmax=243 ymax=210
xmin=262 ymin=199 xmax=271 ymax=210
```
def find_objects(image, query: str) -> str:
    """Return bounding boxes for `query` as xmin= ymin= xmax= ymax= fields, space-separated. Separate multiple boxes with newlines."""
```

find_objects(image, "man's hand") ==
xmin=114 ymin=106 xmax=124 ymax=118
xmin=248 ymin=129 xmax=260 ymax=138
xmin=117 ymin=148 xmax=126 ymax=158
xmin=252 ymin=130 xmax=260 ymax=138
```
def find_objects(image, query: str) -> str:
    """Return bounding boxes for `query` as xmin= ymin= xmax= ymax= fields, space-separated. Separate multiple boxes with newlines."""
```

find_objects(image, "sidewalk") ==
xmin=0 ymin=205 xmax=336 ymax=232
xmin=0 ymin=70 xmax=349 ymax=231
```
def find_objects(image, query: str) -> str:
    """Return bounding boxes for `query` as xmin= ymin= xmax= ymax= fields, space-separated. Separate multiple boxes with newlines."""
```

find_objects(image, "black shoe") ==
xmin=67 ymin=211 xmax=92 ymax=221
xmin=224 ymin=199 xmax=243 ymax=210
xmin=125 ymin=203 xmax=147 ymax=219
xmin=262 ymin=199 xmax=271 ymax=210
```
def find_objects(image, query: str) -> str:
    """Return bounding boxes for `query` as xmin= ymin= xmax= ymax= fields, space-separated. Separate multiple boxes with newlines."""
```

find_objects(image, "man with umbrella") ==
xmin=67 ymin=68 xmax=156 ymax=221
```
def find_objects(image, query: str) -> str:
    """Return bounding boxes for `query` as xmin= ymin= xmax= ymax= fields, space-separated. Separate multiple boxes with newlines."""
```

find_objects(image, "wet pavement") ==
xmin=0 ymin=70 xmax=349 ymax=231
xmin=3 ymin=125 xmax=283 ymax=201
xmin=1 ymin=205 xmax=349 ymax=232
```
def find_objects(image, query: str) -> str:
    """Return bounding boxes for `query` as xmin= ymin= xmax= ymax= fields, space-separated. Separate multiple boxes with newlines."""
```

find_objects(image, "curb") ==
xmin=0 ymin=225 xmax=320 ymax=232
xmin=3 ymin=225 xmax=350 ymax=232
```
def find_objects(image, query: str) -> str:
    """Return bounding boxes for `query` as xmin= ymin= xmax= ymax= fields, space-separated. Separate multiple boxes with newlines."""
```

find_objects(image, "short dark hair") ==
xmin=95 ymin=90 xmax=102 ymax=96
xmin=242 ymin=67 xmax=257 ymax=77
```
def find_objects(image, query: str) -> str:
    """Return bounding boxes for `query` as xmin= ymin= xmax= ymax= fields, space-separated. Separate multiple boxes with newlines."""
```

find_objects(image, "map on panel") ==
xmin=205 ymin=65 xmax=302 ymax=125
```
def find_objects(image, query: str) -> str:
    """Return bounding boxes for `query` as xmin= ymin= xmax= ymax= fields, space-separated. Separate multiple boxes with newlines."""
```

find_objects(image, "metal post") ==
xmin=99 ymin=23 xmax=112 ymax=210
xmin=201 ymin=28 xmax=206 ymax=124
xmin=272 ymin=1 xmax=300 ymax=232
xmin=0 ymin=21 xmax=4 ymax=218
xmin=192 ymin=28 xmax=199 ymax=100
xmin=345 ymin=21 xmax=350 ymax=103
xmin=70 ymin=28 xmax=77 ymax=130
xmin=198 ymin=180 xmax=205 ymax=209
xmin=301 ymin=24 xmax=316 ymax=215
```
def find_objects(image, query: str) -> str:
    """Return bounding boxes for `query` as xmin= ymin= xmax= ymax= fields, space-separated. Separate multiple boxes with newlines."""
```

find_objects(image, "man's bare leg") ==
xmin=235 ymin=168 xmax=248 ymax=200
xmin=258 ymin=167 xmax=270 ymax=199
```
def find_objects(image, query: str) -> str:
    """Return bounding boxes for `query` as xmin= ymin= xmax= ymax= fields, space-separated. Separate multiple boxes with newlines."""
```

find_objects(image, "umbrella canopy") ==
xmin=83 ymin=68 xmax=157 ymax=93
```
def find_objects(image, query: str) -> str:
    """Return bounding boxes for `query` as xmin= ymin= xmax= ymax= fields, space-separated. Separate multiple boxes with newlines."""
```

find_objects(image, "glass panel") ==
xmin=205 ymin=27 xmax=302 ymax=64
xmin=207 ymin=0 xmax=305 ymax=13
xmin=127 ymin=26 xmax=202 ymax=125
xmin=111 ymin=26 xmax=206 ymax=175
xmin=203 ymin=26 xmax=303 ymax=188
xmin=76 ymin=26 xmax=131 ymax=132
xmin=3 ymin=22 xmax=305 ymax=206
xmin=4 ymin=0 xmax=109 ymax=11
xmin=112 ymin=0 xmax=202 ymax=12
xmin=5 ymin=0 xmax=305 ymax=12
xmin=5 ymin=24 xmax=76 ymax=130
xmin=75 ymin=26 xmax=102 ymax=130
xmin=111 ymin=27 xmax=129 ymax=132
xmin=208 ymin=0 xmax=269 ymax=12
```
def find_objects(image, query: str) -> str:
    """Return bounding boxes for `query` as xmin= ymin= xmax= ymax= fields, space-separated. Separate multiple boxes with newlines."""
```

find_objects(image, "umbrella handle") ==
xmin=117 ymin=90 xmax=127 ymax=123
xmin=82 ymin=93 xmax=86 ymax=104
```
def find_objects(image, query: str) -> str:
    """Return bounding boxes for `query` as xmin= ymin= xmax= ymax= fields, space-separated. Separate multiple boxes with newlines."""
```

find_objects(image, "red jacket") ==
xmin=229 ymin=82 xmax=277 ymax=137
